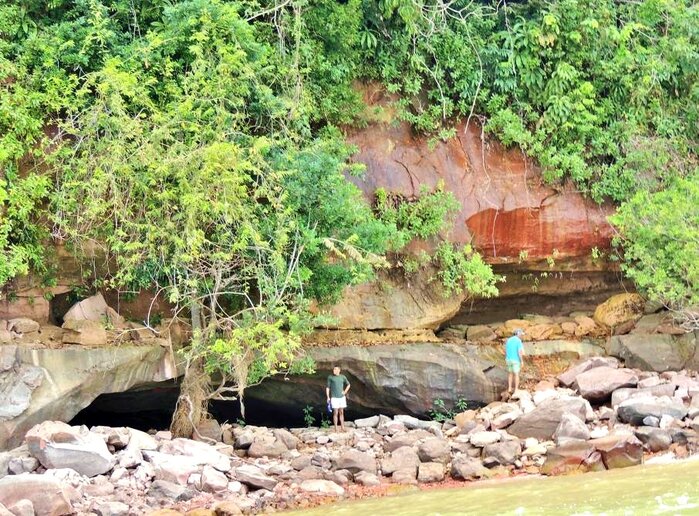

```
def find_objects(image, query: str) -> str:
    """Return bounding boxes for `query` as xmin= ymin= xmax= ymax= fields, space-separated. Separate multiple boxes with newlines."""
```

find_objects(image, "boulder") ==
xmin=574 ymin=367 xmax=638 ymax=402
xmin=354 ymin=416 xmax=380 ymax=428
xmin=541 ymin=442 xmax=602 ymax=475
xmin=6 ymin=319 xmax=40 ymax=334
xmin=200 ymin=466 xmax=228 ymax=493
xmin=450 ymin=456 xmax=490 ymax=480
xmin=335 ymin=449 xmax=377 ymax=474
xmin=417 ymin=462 xmax=444 ymax=483
xmin=95 ymin=501 xmax=130 ymax=516
xmin=25 ymin=422 xmax=115 ymax=477
xmin=158 ymin=439 xmax=230 ymax=471
xmin=611 ymin=384 xmax=676 ymax=407
xmin=617 ymin=397 xmax=688 ymax=425
xmin=234 ymin=465 xmax=278 ymax=491
xmin=482 ymin=440 xmax=520 ymax=466
xmin=633 ymin=427 xmax=673 ymax=452
xmin=61 ymin=320 xmax=107 ymax=346
xmin=417 ymin=438 xmax=450 ymax=464
xmin=0 ymin=475 xmax=72 ymax=515
xmin=147 ymin=479 xmax=196 ymax=502
xmin=553 ymin=413 xmax=591 ymax=444
xmin=354 ymin=471 xmax=380 ymax=486
xmin=6 ymin=499 xmax=33 ymax=516
xmin=144 ymin=452 xmax=202 ymax=485
xmin=467 ymin=325 xmax=497 ymax=342
xmin=299 ymin=479 xmax=344 ymax=496
xmin=507 ymin=398 xmax=588 ymax=441
xmin=557 ymin=357 xmax=619 ymax=387
xmin=574 ymin=316 xmax=599 ymax=337
xmin=391 ymin=468 xmax=418 ymax=484
xmin=591 ymin=433 xmax=643 ymax=469
xmin=469 ymin=431 xmax=501 ymax=447
xmin=195 ymin=419 xmax=222 ymax=443
xmin=63 ymin=293 xmax=110 ymax=322
xmin=393 ymin=415 xmax=441 ymax=431
xmin=247 ymin=439 xmax=287 ymax=459
xmin=593 ymin=293 xmax=645 ymax=328
xmin=380 ymin=446 xmax=420 ymax=476
xmin=607 ymin=334 xmax=689 ymax=372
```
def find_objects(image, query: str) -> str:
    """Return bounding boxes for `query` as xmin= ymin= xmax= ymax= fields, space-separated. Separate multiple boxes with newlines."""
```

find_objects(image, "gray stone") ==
xmin=417 ymin=462 xmax=445 ymax=483
xmin=380 ymin=446 xmax=420 ymax=476
xmin=611 ymin=384 xmax=676 ymax=407
xmin=354 ymin=416 xmax=380 ymax=428
xmin=642 ymin=416 xmax=660 ymax=427
xmin=557 ymin=357 xmax=619 ymax=387
xmin=553 ymin=413 xmax=591 ymax=444
xmin=607 ymin=334 xmax=688 ymax=372
xmin=482 ymin=440 xmax=520 ymax=465
xmin=354 ymin=471 xmax=380 ymax=486
xmin=63 ymin=293 xmax=110 ymax=322
xmin=450 ymin=456 xmax=490 ymax=480
xmin=393 ymin=415 xmax=441 ymax=431
xmin=7 ymin=457 xmax=38 ymax=475
xmin=25 ymin=422 xmax=115 ymax=477
xmin=94 ymin=501 xmax=129 ymax=516
xmin=0 ymin=365 xmax=44 ymax=421
xmin=147 ymin=479 xmax=196 ymax=502
xmin=0 ymin=475 xmax=72 ymax=515
xmin=392 ymin=468 xmax=418 ymax=484
xmin=508 ymin=398 xmax=589 ymax=441
xmin=200 ymin=465 xmax=229 ymax=493
xmin=634 ymin=427 xmax=673 ymax=452
xmin=334 ymin=449 xmax=376 ymax=474
xmin=299 ymin=479 xmax=344 ymax=496
xmin=617 ymin=397 xmax=688 ymax=425
xmin=144 ymin=451 xmax=201 ymax=485
xmin=469 ymin=431 xmax=501 ymax=447
xmin=574 ymin=367 xmax=638 ymax=402
xmin=247 ymin=439 xmax=287 ymax=458
xmin=234 ymin=465 xmax=278 ymax=491
xmin=273 ymin=429 xmax=300 ymax=450
xmin=158 ymin=438 xmax=231 ymax=471
xmin=417 ymin=438 xmax=450 ymax=464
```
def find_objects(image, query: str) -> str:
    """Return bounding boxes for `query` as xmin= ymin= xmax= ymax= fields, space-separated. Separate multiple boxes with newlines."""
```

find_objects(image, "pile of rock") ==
xmin=1 ymin=356 xmax=699 ymax=515
xmin=442 ymin=293 xmax=684 ymax=343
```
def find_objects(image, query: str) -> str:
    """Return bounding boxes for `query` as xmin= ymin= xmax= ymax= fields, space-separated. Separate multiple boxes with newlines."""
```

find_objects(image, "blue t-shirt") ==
xmin=505 ymin=336 xmax=523 ymax=362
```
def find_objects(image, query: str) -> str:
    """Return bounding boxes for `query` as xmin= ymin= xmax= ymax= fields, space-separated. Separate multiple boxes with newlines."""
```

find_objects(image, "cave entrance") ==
xmin=69 ymin=377 xmax=337 ymax=431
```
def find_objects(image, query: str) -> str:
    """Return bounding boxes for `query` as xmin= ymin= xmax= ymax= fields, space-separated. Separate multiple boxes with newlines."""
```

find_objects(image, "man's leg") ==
xmin=513 ymin=372 xmax=520 ymax=392
xmin=332 ymin=408 xmax=339 ymax=432
xmin=339 ymin=408 xmax=345 ymax=431
xmin=508 ymin=372 xmax=513 ymax=393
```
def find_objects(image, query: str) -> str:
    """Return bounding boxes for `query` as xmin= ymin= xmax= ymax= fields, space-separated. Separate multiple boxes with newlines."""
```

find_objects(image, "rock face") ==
xmin=0 ymin=345 xmax=176 ymax=450
xmin=246 ymin=343 xmax=506 ymax=419
xmin=317 ymin=88 xmax=617 ymax=330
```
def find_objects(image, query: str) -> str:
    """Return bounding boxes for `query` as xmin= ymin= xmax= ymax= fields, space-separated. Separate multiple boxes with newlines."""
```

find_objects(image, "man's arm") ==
xmin=326 ymin=386 xmax=331 ymax=401
xmin=518 ymin=345 xmax=524 ymax=364
xmin=343 ymin=377 xmax=350 ymax=396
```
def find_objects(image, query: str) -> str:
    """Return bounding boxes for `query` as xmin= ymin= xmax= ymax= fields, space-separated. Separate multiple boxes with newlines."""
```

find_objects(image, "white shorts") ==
xmin=330 ymin=396 xmax=347 ymax=409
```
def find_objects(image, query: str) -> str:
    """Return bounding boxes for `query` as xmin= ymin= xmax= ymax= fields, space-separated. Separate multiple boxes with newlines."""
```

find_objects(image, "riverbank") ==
xmin=2 ymin=356 xmax=699 ymax=515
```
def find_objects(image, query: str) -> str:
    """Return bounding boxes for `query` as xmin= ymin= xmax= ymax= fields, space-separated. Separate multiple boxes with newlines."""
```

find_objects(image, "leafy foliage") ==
xmin=610 ymin=174 xmax=699 ymax=328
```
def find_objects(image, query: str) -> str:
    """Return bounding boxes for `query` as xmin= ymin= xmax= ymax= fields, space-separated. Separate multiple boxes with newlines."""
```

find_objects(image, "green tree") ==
xmin=610 ymin=174 xmax=699 ymax=329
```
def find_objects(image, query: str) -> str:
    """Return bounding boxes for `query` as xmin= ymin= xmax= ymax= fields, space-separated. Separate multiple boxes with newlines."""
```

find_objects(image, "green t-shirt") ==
xmin=327 ymin=374 xmax=349 ymax=398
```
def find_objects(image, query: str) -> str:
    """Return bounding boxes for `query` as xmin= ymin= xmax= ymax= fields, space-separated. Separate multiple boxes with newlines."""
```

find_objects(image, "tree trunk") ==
xmin=170 ymin=300 xmax=210 ymax=438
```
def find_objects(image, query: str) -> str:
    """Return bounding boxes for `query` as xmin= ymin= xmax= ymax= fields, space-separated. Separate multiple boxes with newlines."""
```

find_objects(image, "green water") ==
xmin=288 ymin=458 xmax=699 ymax=515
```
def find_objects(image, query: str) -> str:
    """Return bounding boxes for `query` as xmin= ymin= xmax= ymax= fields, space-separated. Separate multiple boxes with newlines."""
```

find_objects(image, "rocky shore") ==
xmin=2 ymin=355 xmax=699 ymax=516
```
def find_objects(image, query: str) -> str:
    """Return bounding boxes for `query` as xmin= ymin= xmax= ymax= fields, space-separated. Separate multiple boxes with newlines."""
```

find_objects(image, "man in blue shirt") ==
xmin=504 ymin=329 xmax=525 ymax=394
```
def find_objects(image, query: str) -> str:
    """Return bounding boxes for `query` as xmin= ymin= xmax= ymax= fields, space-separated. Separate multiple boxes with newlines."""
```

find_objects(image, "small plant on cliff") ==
xmin=429 ymin=397 xmax=470 ymax=422
xmin=433 ymin=243 xmax=502 ymax=298
xmin=303 ymin=405 xmax=316 ymax=427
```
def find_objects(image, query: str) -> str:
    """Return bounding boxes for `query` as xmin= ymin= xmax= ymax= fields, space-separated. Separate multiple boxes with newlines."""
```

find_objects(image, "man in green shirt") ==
xmin=326 ymin=366 xmax=350 ymax=432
